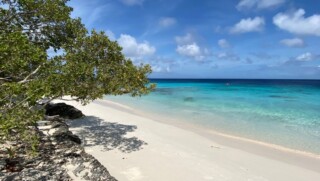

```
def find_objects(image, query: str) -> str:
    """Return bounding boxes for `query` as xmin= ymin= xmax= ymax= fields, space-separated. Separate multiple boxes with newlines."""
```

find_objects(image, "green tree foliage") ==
xmin=0 ymin=0 xmax=155 ymax=153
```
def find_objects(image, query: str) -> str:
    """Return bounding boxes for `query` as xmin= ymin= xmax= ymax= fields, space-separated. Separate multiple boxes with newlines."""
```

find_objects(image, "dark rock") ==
xmin=67 ymin=134 xmax=82 ymax=145
xmin=45 ymin=103 xmax=84 ymax=119
xmin=54 ymin=133 xmax=82 ymax=145
xmin=51 ymin=121 xmax=68 ymax=129
xmin=4 ymin=159 xmax=23 ymax=172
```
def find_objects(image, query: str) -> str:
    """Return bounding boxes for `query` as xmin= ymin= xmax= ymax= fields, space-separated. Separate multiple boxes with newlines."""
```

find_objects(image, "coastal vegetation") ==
xmin=0 ymin=0 xmax=154 ymax=153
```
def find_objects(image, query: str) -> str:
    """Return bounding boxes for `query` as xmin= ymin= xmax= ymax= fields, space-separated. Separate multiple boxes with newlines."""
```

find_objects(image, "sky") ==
xmin=68 ymin=0 xmax=320 ymax=79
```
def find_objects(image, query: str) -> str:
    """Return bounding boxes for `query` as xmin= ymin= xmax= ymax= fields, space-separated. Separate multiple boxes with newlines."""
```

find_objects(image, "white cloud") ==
xmin=218 ymin=39 xmax=230 ymax=48
xmin=175 ymin=33 xmax=194 ymax=45
xmin=296 ymin=52 xmax=313 ymax=61
xmin=175 ymin=33 xmax=210 ymax=61
xmin=118 ymin=34 xmax=156 ymax=59
xmin=230 ymin=17 xmax=265 ymax=33
xmin=176 ymin=43 xmax=203 ymax=59
xmin=159 ymin=17 xmax=176 ymax=28
xmin=152 ymin=65 xmax=171 ymax=73
xmin=280 ymin=38 xmax=305 ymax=47
xmin=237 ymin=0 xmax=286 ymax=10
xmin=119 ymin=0 xmax=144 ymax=6
xmin=273 ymin=9 xmax=320 ymax=36
xmin=237 ymin=0 xmax=256 ymax=10
xmin=105 ymin=30 xmax=116 ymax=41
xmin=176 ymin=43 xmax=209 ymax=61
xmin=257 ymin=0 xmax=285 ymax=9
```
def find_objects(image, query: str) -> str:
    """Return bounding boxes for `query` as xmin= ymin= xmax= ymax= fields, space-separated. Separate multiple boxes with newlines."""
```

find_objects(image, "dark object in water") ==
xmin=184 ymin=97 xmax=195 ymax=102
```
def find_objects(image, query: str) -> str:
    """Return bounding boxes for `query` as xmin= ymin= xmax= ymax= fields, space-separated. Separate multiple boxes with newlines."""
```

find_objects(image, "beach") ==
xmin=57 ymin=99 xmax=320 ymax=181
xmin=2 ymin=0 xmax=320 ymax=180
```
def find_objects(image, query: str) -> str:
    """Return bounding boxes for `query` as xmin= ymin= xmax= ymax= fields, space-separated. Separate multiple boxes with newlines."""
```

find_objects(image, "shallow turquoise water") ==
xmin=105 ymin=79 xmax=320 ymax=154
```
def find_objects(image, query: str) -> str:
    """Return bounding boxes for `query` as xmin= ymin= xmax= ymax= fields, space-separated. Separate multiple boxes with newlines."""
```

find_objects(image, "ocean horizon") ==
xmin=105 ymin=79 xmax=320 ymax=155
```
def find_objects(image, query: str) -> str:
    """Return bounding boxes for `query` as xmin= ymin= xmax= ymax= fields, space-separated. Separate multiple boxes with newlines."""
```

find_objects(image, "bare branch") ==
xmin=0 ymin=77 xmax=11 ymax=81
xmin=19 ymin=65 xmax=42 ymax=84
xmin=60 ymin=97 xmax=81 ymax=102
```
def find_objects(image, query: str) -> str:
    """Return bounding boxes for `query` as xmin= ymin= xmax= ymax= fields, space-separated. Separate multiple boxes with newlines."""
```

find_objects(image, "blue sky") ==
xmin=68 ymin=0 xmax=320 ymax=79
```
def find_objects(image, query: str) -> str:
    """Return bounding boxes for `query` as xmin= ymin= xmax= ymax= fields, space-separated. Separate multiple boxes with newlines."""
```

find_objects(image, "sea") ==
xmin=105 ymin=79 xmax=320 ymax=155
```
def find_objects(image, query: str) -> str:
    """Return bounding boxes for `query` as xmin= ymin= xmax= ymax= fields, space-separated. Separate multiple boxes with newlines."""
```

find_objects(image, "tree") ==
xmin=0 ymin=0 xmax=155 ymax=153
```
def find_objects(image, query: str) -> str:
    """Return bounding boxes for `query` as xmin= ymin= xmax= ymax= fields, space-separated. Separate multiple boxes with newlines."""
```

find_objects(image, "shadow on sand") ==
xmin=68 ymin=116 xmax=147 ymax=153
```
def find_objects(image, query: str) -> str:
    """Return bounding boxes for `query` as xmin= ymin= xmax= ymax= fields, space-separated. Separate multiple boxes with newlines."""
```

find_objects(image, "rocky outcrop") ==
xmin=0 ymin=114 xmax=117 ymax=180
xmin=45 ymin=103 xmax=84 ymax=119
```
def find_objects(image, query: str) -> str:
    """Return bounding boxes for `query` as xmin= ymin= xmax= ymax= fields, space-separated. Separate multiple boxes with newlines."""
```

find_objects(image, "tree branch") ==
xmin=0 ymin=77 xmax=13 ymax=84
xmin=19 ymin=65 xmax=42 ymax=84
xmin=0 ymin=77 xmax=12 ymax=81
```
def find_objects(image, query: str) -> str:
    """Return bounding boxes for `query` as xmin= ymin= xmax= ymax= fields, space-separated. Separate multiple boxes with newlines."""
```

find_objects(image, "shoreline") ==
xmin=96 ymin=99 xmax=320 ymax=159
xmin=60 ymin=98 xmax=320 ymax=180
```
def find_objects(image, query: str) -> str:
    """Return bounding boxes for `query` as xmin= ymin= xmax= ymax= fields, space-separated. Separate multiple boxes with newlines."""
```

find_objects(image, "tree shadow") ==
xmin=68 ymin=116 xmax=147 ymax=153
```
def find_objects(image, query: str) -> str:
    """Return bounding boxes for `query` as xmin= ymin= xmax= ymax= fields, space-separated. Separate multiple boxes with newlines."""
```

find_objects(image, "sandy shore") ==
xmin=56 ymin=99 xmax=320 ymax=181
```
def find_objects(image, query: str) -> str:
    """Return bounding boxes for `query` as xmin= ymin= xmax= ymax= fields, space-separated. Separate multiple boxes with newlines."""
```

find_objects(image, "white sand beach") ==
xmin=56 ymin=99 xmax=320 ymax=181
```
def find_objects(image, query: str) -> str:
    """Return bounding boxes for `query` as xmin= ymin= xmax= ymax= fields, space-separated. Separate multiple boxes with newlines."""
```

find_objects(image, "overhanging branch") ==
xmin=0 ymin=77 xmax=12 ymax=81
xmin=19 ymin=65 xmax=42 ymax=84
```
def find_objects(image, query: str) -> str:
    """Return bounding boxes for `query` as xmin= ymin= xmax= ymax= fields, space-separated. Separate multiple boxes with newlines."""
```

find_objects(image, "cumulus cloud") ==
xmin=273 ymin=9 xmax=320 ymax=36
xmin=280 ymin=38 xmax=305 ymax=47
xmin=175 ymin=33 xmax=210 ymax=61
xmin=175 ymin=33 xmax=194 ymax=45
xmin=176 ymin=43 xmax=205 ymax=60
xmin=230 ymin=17 xmax=265 ymax=33
xmin=119 ymin=0 xmax=144 ymax=6
xmin=237 ymin=0 xmax=286 ymax=10
xmin=295 ymin=52 xmax=314 ymax=61
xmin=159 ymin=17 xmax=176 ymax=28
xmin=218 ymin=39 xmax=230 ymax=48
xmin=118 ymin=34 xmax=156 ymax=59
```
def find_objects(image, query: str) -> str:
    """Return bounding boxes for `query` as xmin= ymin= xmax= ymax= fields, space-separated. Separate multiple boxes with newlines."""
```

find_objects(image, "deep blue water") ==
xmin=106 ymin=79 xmax=320 ymax=154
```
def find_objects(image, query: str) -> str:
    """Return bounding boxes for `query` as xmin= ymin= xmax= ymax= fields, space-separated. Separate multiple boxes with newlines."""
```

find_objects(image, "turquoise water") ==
xmin=105 ymin=79 xmax=320 ymax=154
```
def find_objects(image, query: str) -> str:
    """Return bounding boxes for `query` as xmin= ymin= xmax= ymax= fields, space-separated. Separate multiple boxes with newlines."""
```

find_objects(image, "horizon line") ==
xmin=149 ymin=78 xmax=320 ymax=80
